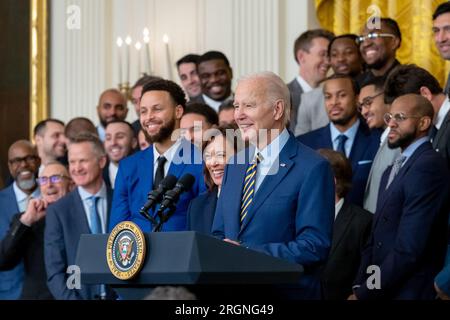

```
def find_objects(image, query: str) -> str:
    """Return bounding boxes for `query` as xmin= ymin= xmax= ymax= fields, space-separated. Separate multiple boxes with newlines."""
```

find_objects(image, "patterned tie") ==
xmin=240 ymin=153 xmax=261 ymax=225
xmin=336 ymin=134 xmax=348 ymax=156
xmin=88 ymin=196 xmax=102 ymax=234
xmin=153 ymin=156 xmax=167 ymax=189
xmin=385 ymin=155 xmax=406 ymax=190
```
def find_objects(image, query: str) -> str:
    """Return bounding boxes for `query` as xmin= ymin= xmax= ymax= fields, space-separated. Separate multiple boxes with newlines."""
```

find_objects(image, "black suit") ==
xmin=433 ymin=109 xmax=450 ymax=169
xmin=187 ymin=189 xmax=218 ymax=235
xmin=0 ymin=214 xmax=53 ymax=299
xmin=321 ymin=201 xmax=372 ymax=300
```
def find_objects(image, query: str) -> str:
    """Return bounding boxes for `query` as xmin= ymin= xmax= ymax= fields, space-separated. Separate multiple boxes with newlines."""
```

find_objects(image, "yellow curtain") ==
xmin=315 ymin=0 xmax=450 ymax=87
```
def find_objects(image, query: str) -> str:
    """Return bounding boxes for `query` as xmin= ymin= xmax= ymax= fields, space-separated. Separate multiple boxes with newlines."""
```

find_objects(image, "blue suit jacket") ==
xmin=297 ymin=121 xmax=381 ymax=206
xmin=44 ymin=188 xmax=114 ymax=300
xmin=109 ymin=139 xmax=206 ymax=232
xmin=0 ymin=185 xmax=24 ymax=299
xmin=212 ymin=134 xmax=335 ymax=298
xmin=354 ymin=142 xmax=450 ymax=299
xmin=187 ymin=189 xmax=218 ymax=235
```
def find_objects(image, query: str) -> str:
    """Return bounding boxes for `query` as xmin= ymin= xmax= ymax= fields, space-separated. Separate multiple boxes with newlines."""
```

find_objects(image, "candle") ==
xmin=116 ymin=37 xmax=123 ymax=85
xmin=163 ymin=34 xmax=172 ymax=80
xmin=135 ymin=42 xmax=142 ymax=78
xmin=143 ymin=28 xmax=151 ymax=75
xmin=125 ymin=36 xmax=132 ymax=83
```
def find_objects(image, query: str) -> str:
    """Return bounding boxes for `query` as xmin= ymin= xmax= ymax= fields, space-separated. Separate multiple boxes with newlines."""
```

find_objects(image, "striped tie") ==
xmin=240 ymin=153 xmax=261 ymax=224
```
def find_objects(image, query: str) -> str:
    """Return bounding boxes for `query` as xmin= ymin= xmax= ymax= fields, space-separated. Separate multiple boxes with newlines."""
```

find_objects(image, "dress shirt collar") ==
xmin=435 ymin=98 xmax=450 ymax=130
xmin=78 ymin=182 xmax=107 ymax=201
xmin=401 ymin=136 xmax=429 ymax=166
xmin=296 ymin=75 xmax=314 ymax=92
xmin=153 ymin=138 xmax=182 ymax=167
xmin=335 ymin=198 xmax=345 ymax=220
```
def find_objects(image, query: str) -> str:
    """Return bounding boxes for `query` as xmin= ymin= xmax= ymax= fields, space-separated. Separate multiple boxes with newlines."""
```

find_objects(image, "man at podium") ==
xmin=212 ymin=71 xmax=335 ymax=299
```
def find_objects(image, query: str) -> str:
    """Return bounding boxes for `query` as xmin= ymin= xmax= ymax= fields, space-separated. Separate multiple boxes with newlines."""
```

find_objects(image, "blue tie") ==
xmin=336 ymin=134 xmax=348 ymax=156
xmin=88 ymin=196 xmax=102 ymax=234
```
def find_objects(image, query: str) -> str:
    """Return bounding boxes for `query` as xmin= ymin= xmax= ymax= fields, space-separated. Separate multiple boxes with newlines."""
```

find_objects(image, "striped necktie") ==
xmin=240 ymin=153 xmax=261 ymax=225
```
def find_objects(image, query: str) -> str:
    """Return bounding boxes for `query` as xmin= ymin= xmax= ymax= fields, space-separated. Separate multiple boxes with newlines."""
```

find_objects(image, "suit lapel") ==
xmin=330 ymin=201 xmax=354 ymax=256
xmin=433 ymin=111 xmax=450 ymax=148
xmin=323 ymin=125 xmax=333 ymax=149
xmin=225 ymin=161 xmax=248 ymax=239
xmin=239 ymin=136 xmax=297 ymax=234
xmin=139 ymin=147 xmax=154 ymax=194
xmin=71 ymin=190 xmax=91 ymax=234
xmin=348 ymin=122 xmax=369 ymax=167
xmin=167 ymin=140 xmax=188 ymax=179
xmin=375 ymin=142 xmax=431 ymax=220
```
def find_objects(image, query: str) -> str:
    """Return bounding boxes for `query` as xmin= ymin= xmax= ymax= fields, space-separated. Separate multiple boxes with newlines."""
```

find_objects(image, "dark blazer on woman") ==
xmin=187 ymin=189 xmax=218 ymax=235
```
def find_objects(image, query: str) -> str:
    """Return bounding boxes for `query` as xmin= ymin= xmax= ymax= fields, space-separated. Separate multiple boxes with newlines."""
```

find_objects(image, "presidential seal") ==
xmin=106 ymin=221 xmax=146 ymax=280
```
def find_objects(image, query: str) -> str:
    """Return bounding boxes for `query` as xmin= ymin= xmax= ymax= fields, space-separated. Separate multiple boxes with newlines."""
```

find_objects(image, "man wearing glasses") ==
xmin=0 ymin=162 xmax=73 ymax=299
xmin=360 ymin=77 xmax=401 ymax=213
xmin=357 ymin=18 xmax=402 ymax=85
xmin=350 ymin=94 xmax=450 ymax=300
xmin=0 ymin=140 xmax=40 ymax=299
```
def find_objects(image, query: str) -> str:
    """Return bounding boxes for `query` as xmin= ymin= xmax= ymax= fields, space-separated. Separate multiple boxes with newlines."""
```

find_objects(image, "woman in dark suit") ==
xmin=187 ymin=124 xmax=241 ymax=234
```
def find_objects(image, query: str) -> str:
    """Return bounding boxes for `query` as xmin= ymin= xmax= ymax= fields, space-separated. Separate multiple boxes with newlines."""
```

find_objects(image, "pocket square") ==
xmin=358 ymin=160 xmax=373 ymax=165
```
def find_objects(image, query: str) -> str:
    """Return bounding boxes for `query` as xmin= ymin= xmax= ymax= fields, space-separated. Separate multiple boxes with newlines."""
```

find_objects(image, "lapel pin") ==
xmin=280 ymin=163 xmax=286 ymax=167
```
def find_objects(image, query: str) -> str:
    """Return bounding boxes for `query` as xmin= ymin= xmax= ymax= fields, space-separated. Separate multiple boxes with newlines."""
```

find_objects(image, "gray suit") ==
xmin=433 ymin=109 xmax=450 ymax=169
xmin=294 ymin=88 xmax=329 ymax=136
xmin=363 ymin=133 xmax=401 ymax=213
xmin=287 ymin=79 xmax=303 ymax=132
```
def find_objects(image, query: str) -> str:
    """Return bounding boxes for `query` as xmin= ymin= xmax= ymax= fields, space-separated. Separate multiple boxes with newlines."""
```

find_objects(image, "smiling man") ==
xmin=358 ymin=18 xmax=402 ymax=85
xmin=34 ymin=119 xmax=67 ymax=173
xmin=0 ymin=162 xmax=73 ymax=299
xmin=190 ymin=51 xmax=233 ymax=112
xmin=329 ymin=34 xmax=364 ymax=81
xmin=0 ymin=140 xmax=40 ymax=299
xmin=96 ymin=89 xmax=128 ymax=141
xmin=433 ymin=2 xmax=450 ymax=93
xmin=298 ymin=74 xmax=381 ymax=206
xmin=109 ymin=79 xmax=205 ymax=233
xmin=103 ymin=120 xmax=137 ymax=189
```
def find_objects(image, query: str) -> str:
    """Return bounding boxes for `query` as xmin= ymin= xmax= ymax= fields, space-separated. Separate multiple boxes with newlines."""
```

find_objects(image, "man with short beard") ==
xmin=350 ymin=94 xmax=450 ymax=300
xmin=103 ymin=120 xmax=137 ymax=189
xmin=357 ymin=18 xmax=402 ymax=85
xmin=298 ymin=75 xmax=381 ymax=206
xmin=109 ymin=79 xmax=206 ymax=233
xmin=96 ymin=89 xmax=128 ymax=141
xmin=0 ymin=140 xmax=40 ymax=299
xmin=34 ymin=119 xmax=67 ymax=174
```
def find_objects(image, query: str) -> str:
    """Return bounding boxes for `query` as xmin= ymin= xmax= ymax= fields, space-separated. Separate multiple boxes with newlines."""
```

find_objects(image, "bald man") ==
xmin=0 ymin=140 xmax=40 ymax=299
xmin=351 ymin=94 xmax=450 ymax=300
xmin=96 ymin=89 xmax=128 ymax=141
xmin=0 ymin=162 xmax=73 ymax=299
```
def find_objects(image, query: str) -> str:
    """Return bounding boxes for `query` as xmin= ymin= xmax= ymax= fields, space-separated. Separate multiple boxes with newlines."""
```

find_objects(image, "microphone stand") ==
xmin=152 ymin=204 xmax=177 ymax=232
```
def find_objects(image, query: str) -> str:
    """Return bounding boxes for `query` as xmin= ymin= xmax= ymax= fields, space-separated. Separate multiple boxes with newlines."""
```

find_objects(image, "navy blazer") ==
xmin=0 ymin=185 xmax=24 ymax=299
xmin=187 ymin=189 xmax=218 ymax=235
xmin=354 ymin=142 xmax=450 ymax=299
xmin=109 ymin=139 xmax=206 ymax=233
xmin=297 ymin=121 xmax=381 ymax=206
xmin=212 ymin=134 xmax=335 ymax=298
xmin=44 ymin=188 xmax=114 ymax=300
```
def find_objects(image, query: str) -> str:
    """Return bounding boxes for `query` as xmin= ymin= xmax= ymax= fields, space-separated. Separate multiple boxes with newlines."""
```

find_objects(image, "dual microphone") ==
xmin=139 ymin=174 xmax=195 ymax=230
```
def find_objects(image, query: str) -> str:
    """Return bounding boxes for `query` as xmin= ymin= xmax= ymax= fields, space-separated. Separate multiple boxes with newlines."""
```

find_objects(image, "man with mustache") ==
xmin=96 ymin=88 xmax=128 ymax=141
xmin=0 ymin=162 xmax=73 ymax=299
xmin=103 ymin=120 xmax=137 ymax=189
xmin=109 ymin=79 xmax=205 ymax=233
xmin=358 ymin=18 xmax=401 ymax=85
xmin=329 ymin=34 xmax=364 ymax=83
xmin=350 ymin=94 xmax=450 ymax=300
xmin=298 ymin=74 xmax=381 ymax=206
xmin=0 ymin=140 xmax=40 ymax=299
xmin=190 ymin=51 xmax=233 ymax=112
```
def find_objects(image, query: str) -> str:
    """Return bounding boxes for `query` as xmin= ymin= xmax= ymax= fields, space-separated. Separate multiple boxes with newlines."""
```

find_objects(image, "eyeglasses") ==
xmin=37 ymin=174 xmax=70 ymax=186
xmin=8 ymin=155 xmax=39 ymax=166
xmin=357 ymin=92 xmax=384 ymax=113
xmin=383 ymin=112 xmax=422 ymax=125
xmin=356 ymin=33 xmax=396 ymax=45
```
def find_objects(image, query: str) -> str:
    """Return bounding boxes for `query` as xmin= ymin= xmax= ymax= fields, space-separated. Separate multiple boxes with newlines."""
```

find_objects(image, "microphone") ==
xmin=139 ymin=175 xmax=177 ymax=223
xmin=158 ymin=174 xmax=196 ymax=215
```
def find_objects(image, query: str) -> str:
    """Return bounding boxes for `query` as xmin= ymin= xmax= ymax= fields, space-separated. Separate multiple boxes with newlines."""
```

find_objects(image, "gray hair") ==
xmin=237 ymin=71 xmax=291 ymax=126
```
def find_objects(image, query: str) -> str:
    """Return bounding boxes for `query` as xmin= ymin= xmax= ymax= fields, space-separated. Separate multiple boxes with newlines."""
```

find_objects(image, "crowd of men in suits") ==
xmin=1 ymin=2 xmax=450 ymax=300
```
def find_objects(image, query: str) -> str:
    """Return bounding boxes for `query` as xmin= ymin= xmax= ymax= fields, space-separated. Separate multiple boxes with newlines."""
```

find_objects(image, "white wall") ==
xmin=50 ymin=0 xmax=320 ymax=124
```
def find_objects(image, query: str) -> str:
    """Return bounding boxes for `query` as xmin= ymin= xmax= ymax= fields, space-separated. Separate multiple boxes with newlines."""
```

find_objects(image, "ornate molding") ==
xmin=30 ymin=0 xmax=48 ymax=139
